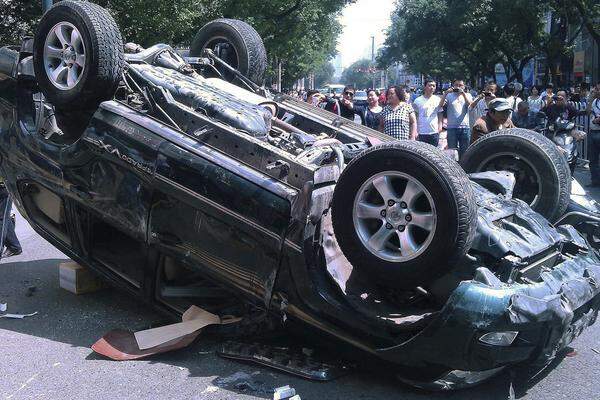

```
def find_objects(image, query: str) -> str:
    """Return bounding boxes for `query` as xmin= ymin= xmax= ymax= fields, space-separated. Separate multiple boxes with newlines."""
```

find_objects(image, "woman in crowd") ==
xmin=362 ymin=89 xmax=383 ymax=129
xmin=527 ymin=86 xmax=545 ymax=113
xmin=379 ymin=85 xmax=417 ymax=140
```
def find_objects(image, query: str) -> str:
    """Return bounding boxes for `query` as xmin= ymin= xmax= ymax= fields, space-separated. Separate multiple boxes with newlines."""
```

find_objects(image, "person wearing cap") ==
xmin=471 ymin=98 xmax=515 ymax=144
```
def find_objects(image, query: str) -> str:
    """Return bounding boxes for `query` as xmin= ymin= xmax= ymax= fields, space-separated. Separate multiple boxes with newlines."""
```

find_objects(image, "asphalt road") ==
xmin=1 ymin=176 xmax=600 ymax=399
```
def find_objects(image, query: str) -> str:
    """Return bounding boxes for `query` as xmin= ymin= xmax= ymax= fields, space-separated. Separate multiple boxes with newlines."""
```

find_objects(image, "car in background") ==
xmin=353 ymin=90 xmax=368 ymax=107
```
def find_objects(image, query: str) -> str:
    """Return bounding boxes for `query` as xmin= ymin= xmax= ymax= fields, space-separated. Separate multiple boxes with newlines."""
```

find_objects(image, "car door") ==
xmin=149 ymin=134 xmax=295 ymax=306
xmin=67 ymin=102 xmax=162 ymax=289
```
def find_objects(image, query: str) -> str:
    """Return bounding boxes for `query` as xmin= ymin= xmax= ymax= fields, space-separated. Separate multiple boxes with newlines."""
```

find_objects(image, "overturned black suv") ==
xmin=0 ymin=1 xmax=599 ymax=390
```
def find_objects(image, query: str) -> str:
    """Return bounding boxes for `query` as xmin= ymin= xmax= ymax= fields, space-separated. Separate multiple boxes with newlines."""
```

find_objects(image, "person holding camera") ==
xmin=469 ymin=81 xmax=497 ymax=126
xmin=586 ymin=83 xmax=600 ymax=186
xmin=438 ymin=79 xmax=473 ymax=158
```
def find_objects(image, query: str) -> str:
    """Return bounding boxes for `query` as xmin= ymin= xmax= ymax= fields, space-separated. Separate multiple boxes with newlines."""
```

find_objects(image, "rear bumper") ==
xmin=377 ymin=251 xmax=600 ymax=373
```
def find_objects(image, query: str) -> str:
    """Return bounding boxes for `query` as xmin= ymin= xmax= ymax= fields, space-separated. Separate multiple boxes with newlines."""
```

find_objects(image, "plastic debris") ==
xmin=0 ymin=303 xmax=37 ymax=319
xmin=0 ymin=311 xmax=38 ymax=319
xmin=274 ymin=385 xmax=299 ymax=400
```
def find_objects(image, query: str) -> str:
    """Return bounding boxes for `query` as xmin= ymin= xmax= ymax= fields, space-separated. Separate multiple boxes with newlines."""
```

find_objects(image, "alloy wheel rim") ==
xmin=43 ymin=22 xmax=86 ymax=90
xmin=352 ymin=171 xmax=437 ymax=263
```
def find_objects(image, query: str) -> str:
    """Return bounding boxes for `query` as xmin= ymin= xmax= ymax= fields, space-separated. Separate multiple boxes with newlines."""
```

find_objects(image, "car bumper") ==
xmin=377 ymin=251 xmax=600 ymax=374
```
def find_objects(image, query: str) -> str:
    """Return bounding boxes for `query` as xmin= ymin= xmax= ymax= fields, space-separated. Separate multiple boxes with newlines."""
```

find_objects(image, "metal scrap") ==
xmin=218 ymin=341 xmax=351 ymax=381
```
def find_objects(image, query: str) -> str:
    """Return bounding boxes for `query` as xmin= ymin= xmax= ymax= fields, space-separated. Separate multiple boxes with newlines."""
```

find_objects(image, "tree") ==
xmin=378 ymin=0 xmax=552 ymax=85
xmin=340 ymin=58 xmax=376 ymax=89
xmin=314 ymin=62 xmax=335 ymax=87
xmin=0 ymin=0 xmax=42 ymax=45
xmin=0 ymin=0 xmax=354 ymax=87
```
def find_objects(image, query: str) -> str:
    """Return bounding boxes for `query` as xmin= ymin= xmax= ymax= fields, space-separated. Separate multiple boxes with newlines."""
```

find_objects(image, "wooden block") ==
xmin=59 ymin=261 xmax=108 ymax=295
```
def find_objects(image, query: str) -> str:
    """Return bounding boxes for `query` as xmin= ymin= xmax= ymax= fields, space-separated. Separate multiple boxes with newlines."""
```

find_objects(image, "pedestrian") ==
xmin=0 ymin=183 xmax=21 ymax=258
xmin=356 ymin=89 xmax=382 ymax=130
xmin=513 ymin=101 xmax=544 ymax=131
xmin=586 ymin=83 xmax=600 ymax=187
xmin=439 ymin=79 xmax=473 ymax=157
xmin=541 ymin=83 xmax=554 ymax=106
xmin=542 ymin=90 xmax=585 ymax=123
xmin=471 ymin=98 xmax=515 ymax=144
xmin=378 ymin=85 xmax=417 ymax=140
xmin=503 ymin=82 xmax=522 ymax=113
xmin=469 ymin=81 xmax=497 ymax=127
xmin=305 ymin=89 xmax=324 ymax=106
xmin=413 ymin=79 xmax=442 ymax=146
xmin=527 ymin=86 xmax=545 ymax=114
xmin=324 ymin=86 xmax=363 ymax=122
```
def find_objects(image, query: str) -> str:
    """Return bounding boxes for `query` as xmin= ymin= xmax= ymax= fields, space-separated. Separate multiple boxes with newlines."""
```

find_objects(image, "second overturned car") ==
xmin=0 ymin=0 xmax=599 ymax=390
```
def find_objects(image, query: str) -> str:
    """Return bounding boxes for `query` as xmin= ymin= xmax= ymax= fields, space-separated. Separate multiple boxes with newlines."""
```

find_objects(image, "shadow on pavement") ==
xmin=0 ymin=257 xmax=575 ymax=399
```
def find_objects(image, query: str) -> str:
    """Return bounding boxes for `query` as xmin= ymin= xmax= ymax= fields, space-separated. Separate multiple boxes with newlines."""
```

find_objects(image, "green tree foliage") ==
xmin=314 ymin=61 xmax=336 ymax=87
xmin=0 ymin=0 xmax=42 ymax=45
xmin=1 ymin=0 xmax=353 ymax=86
xmin=340 ymin=58 xmax=376 ymax=89
xmin=378 ymin=0 xmax=587 ymax=85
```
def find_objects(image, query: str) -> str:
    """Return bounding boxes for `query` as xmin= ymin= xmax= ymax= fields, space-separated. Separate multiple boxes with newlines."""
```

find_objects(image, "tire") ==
xmin=461 ymin=128 xmax=571 ymax=222
xmin=331 ymin=141 xmax=478 ymax=290
xmin=190 ymin=19 xmax=267 ymax=85
xmin=33 ymin=1 xmax=124 ymax=110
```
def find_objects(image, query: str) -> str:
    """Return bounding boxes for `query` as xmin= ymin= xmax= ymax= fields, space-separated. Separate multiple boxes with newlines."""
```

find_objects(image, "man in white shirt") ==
xmin=503 ymin=82 xmax=522 ymax=114
xmin=413 ymin=79 xmax=442 ymax=147
xmin=439 ymin=79 xmax=473 ymax=158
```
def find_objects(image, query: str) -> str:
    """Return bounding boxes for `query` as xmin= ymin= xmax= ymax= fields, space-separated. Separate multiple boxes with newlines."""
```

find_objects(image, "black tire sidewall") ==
xmin=190 ymin=19 xmax=265 ymax=84
xmin=332 ymin=148 xmax=462 ymax=288
xmin=461 ymin=129 xmax=568 ymax=220
xmin=34 ymin=6 xmax=96 ymax=108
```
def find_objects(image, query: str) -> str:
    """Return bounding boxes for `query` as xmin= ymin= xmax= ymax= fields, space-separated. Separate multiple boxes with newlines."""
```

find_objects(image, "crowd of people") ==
xmin=298 ymin=79 xmax=600 ymax=184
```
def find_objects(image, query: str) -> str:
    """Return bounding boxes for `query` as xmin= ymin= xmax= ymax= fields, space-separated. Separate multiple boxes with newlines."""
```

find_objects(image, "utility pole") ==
xmin=277 ymin=61 xmax=282 ymax=92
xmin=371 ymin=36 xmax=376 ymax=90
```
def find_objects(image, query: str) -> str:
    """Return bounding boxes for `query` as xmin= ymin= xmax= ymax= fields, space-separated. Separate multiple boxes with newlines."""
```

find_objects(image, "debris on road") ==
xmin=213 ymin=371 xmax=272 ymax=395
xmin=0 ymin=303 xmax=38 ymax=319
xmin=134 ymin=305 xmax=220 ymax=350
xmin=25 ymin=286 xmax=36 ymax=297
xmin=59 ymin=261 xmax=107 ymax=295
xmin=91 ymin=305 xmax=230 ymax=361
xmin=592 ymin=348 xmax=600 ymax=355
xmin=218 ymin=341 xmax=351 ymax=381
xmin=274 ymin=385 xmax=299 ymax=400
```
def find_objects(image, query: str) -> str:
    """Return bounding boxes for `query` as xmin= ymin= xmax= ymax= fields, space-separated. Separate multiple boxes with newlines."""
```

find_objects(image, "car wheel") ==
xmin=33 ymin=1 xmax=124 ymax=110
xmin=331 ymin=141 xmax=477 ymax=290
xmin=461 ymin=128 xmax=571 ymax=222
xmin=190 ymin=19 xmax=267 ymax=85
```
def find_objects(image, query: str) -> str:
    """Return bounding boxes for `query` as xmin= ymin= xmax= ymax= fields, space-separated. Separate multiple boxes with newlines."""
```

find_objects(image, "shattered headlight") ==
xmin=479 ymin=331 xmax=519 ymax=346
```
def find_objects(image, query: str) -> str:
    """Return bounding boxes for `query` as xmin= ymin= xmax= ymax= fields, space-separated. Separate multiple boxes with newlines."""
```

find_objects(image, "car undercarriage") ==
xmin=0 ymin=0 xmax=599 ymax=390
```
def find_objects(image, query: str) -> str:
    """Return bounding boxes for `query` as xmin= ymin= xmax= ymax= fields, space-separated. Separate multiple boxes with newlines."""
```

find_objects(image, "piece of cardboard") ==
xmin=134 ymin=305 xmax=221 ymax=350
